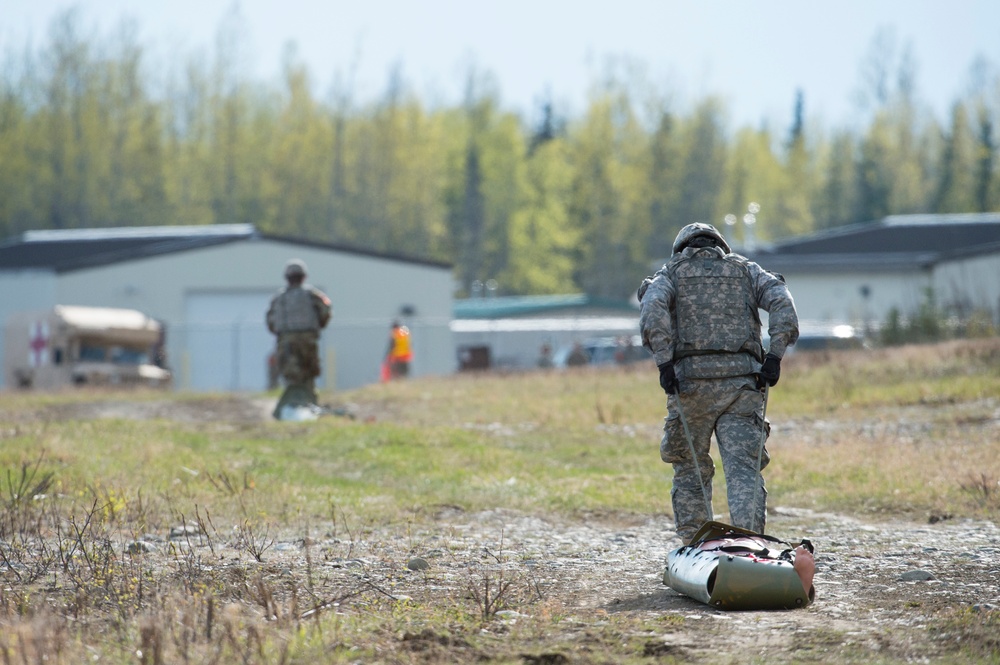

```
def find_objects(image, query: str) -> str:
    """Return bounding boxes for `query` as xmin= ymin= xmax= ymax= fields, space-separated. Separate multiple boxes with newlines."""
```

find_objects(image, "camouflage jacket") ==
xmin=267 ymin=285 xmax=332 ymax=335
xmin=638 ymin=246 xmax=798 ymax=379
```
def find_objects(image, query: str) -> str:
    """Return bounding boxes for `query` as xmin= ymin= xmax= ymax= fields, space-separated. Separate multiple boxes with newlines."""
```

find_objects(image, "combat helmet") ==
xmin=284 ymin=259 xmax=307 ymax=279
xmin=672 ymin=223 xmax=732 ymax=255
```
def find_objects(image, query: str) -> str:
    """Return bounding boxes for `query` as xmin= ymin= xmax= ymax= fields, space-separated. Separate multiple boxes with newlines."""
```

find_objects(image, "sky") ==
xmin=3 ymin=1 xmax=1000 ymax=130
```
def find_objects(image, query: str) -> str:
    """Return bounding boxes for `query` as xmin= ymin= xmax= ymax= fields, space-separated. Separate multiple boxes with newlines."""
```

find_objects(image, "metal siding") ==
xmin=0 ymin=272 xmax=59 ymax=389
xmin=183 ymin=291 xmax=276 ymax=392
xmin=37 ymin=238 xmax=454 ymax=392
xmin=776 ymin=271 xmax=932 ymax=326
xmin=933 ymin=253 xmax=1000 ymax=314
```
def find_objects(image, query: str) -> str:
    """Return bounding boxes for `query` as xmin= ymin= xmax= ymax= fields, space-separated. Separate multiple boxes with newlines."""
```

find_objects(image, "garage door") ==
xmin=184 ymin=291 xmax=275 ymax=392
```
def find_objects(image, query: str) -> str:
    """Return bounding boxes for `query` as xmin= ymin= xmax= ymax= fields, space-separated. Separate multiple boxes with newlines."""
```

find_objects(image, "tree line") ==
xmin=1 ymin=10 xmax=998 ymax=300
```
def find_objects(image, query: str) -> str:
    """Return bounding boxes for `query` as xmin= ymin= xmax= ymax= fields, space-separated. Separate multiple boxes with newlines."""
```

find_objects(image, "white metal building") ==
xmin=451 ymin=294 xmax=647 ymax=370
xmin=743 ymin=213 xmax=1000 ymax=332
xmin=0 ymin=225 xmax=455 ymax=392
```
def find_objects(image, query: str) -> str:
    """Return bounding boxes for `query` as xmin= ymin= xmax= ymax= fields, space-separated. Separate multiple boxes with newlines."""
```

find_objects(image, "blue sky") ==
xmin=4 ymin=1 xmax=999 ymax=129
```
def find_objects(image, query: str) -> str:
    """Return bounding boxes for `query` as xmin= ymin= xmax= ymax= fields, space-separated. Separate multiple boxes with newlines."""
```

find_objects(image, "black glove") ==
xmin=757 ymin=353 xmax=781 ymax=390
xmin=658 ymin=362 xmax=679 ymax=395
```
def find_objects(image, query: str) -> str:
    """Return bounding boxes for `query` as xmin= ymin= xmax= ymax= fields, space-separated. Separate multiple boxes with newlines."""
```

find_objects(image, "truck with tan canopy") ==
xmin=4 ymin=305 xmax=171 ymax=390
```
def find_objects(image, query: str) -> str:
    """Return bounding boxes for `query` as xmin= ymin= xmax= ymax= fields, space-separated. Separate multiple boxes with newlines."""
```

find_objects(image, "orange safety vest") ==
xmin=390 ymin=326 xmax=413 ymax=362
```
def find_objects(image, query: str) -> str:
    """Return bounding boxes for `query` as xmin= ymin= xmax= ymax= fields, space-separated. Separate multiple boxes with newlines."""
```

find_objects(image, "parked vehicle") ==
xmin=553 ymin=335 xmax=651 ymax=368
xmin=781 ymin=323 xmax=866 ymax=355
xmin=3 ymin=305 xmax=171 ymax=389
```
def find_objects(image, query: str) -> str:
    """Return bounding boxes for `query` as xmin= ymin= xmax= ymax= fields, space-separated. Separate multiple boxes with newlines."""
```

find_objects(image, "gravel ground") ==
xmin=127 ymin=502 xmax=993 ymax=663
xmin=7 ymin=392 xmax=1000 ymax=662
xmin=268 ymin=504 xmax=999 ymax=662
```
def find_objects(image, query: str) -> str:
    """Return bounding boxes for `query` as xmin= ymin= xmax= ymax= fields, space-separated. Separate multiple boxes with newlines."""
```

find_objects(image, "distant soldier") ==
xmin=638 ymin=223 xmax=799 ymax=543
xmin=267 ymin=259 xmax=331 ymax=419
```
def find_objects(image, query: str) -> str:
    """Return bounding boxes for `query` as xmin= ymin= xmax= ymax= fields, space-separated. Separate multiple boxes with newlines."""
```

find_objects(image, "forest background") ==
xmin=1 ymin=9 xmax=999 ymax=301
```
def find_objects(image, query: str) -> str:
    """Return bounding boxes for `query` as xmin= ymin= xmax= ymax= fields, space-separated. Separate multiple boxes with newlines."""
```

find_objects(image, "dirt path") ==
xmin=9 ymin=393 xmax=1000 ymax=662
xmin=322 ymin=505 xmax=999 ymax=662
xmin=191 ymin=502 xmax=997 ymax=662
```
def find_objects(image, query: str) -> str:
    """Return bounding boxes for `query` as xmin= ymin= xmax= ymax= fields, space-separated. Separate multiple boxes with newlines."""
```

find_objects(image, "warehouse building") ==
xmin=0 ymin=224 xmax=455 ymax=392
xmin=744 ymin=213 xmax=1000 ymax=332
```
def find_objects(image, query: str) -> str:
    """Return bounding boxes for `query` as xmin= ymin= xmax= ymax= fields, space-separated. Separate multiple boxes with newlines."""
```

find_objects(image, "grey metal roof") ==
xmin=745 ymin=213 xmax=1000 ymax=273
xmin=0 ymin=224 xmax=451 ymax=272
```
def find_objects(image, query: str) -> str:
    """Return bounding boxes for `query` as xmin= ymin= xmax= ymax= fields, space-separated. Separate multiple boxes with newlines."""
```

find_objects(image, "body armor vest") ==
xmin=669 ymin=249 xmax=763 ymax=363
xmin=271 ymin=287 xmax=320 ymax=333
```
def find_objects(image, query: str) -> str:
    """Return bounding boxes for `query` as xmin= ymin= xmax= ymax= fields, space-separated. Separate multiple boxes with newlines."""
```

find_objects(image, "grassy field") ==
xmin=1 ymin=338 xmax=998 ymax=663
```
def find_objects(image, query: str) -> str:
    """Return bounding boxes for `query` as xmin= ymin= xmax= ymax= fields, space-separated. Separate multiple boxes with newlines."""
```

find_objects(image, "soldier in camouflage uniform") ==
xmin=638 ymin=223 xmax=798 ymax=542
xmin=267 ymin=259 xmax=332 ymax=419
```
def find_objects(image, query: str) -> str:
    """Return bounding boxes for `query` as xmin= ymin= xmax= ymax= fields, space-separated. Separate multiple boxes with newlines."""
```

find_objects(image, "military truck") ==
xmin=3 ymin=305 xmax=171 ymax=390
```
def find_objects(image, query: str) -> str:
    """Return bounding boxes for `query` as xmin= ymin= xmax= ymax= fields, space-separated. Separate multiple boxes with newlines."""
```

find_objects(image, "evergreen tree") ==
xmin=646 ymin=109 xmax=683 ymax=260
xmin=675 ymin=99 xmax=727 ymax=232
xmin=458 ymin=140 xmax=485 ymax=292
xmin=502 ymin=138 xmax=578 ymax=293
xmin=815 ymin=131 xmax=859 ymax=228
xmin=4 ymin=7 xmax=1000 ymax=302
xmin=974 ymin=104 xmax=996 ymax=212
xmin=776 ymin=90 xmax=815 ymax=239
xmin=934 ymin=102 xmax=977 ymax=213
xmin=855 ymin=112 xmax=894 ymax=221
xmin=266 ymin=54 xmax=333 ymax=239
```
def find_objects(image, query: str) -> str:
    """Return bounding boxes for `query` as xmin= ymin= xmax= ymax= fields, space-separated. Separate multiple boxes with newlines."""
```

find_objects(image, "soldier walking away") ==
xmin=638 ymin=223 xmax=799 ymax=543
xmin=385 ymin=320 xmax=413 ymax=379
xmin=266 ymin=259 xmax=332 ymax=419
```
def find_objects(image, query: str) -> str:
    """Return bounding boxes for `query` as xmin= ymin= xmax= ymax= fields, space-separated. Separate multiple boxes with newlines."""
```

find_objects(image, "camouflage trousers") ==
xmin=275 ymin=331 xmax=321 ymax=385
xmin=660 ymin=375 xmax=770 ymax=541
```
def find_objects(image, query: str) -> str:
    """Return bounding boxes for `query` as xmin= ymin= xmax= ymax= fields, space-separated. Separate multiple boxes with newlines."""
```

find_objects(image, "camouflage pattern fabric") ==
xmin=660 ymin=376 xmax=770 ymax=540
xmin=639 ymin=243 xmax=798 ymax=541
xmin=275 ymin=331 xmax=321 ymax=385
xmin=267 ymin=285 xmax=331 ymax=334
xmin=673 ymin=252 xmax=756 ymax=359
xmin=639 ymin=246 xmax=798 ymax=372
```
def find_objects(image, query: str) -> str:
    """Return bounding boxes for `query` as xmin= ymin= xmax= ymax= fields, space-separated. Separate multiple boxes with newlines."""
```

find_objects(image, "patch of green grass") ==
xmin=3 ymin=339 xmax=998 ymax=527
xmin=1 ymin=338 xmax=998 ymax=664
xmin=0 ymin=415 xmax=667 ymax=528
xmin=929 ymin=607 xmax=1000 ymax=663
xmin=775 ymin=339 xmax=1000 ymax=415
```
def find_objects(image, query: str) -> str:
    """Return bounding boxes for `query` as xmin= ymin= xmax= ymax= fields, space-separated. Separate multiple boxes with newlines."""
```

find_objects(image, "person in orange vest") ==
xmin=385 ymin=320 xmax=413 ymax=379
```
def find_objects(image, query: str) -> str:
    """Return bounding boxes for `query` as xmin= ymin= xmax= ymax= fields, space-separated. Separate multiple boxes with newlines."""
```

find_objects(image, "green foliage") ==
xmin=935 ymin=102 xmax=979 ymax=213
xmin=877 ymin=287 xmax=976 ymax=346
xmin=881 ymin=307 xmax=907 ymax=346
xmin=501 ymin=139 xmax=579 ymax=293
xmin=2 ymin=10 xmax=1000 ymax=297
xmin=930 ymin=607 xmax=1000 ymax=660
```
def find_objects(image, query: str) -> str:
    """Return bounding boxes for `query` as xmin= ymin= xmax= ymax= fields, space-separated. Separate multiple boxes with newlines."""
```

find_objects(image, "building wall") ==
xmin=932 ymin=253 xmax=1000 ymax=317
xmin=452 ymin=315 xmax=641 ymax=370
xmin=1 ymin=238 xmax=454 ymax=391
xmin=0 ymin=270 xmax=59 ymax=315
xmin=0 ymin=271 xmax=59 ymax=384
xmin=776 ymin=269 xmax=933 ymax=329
